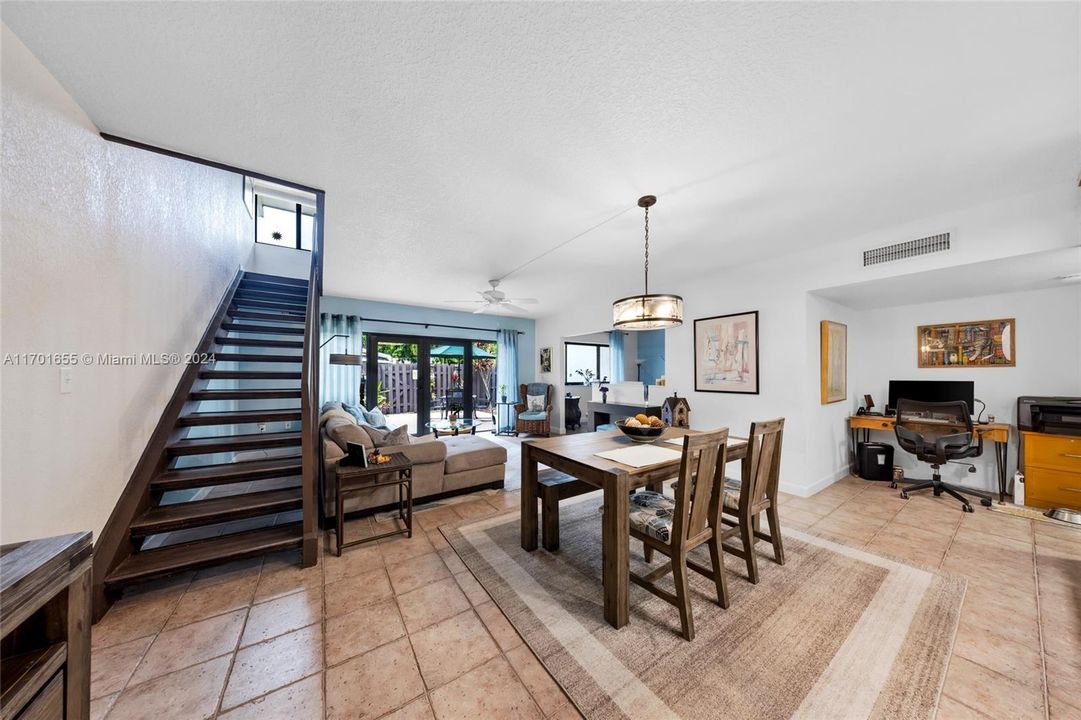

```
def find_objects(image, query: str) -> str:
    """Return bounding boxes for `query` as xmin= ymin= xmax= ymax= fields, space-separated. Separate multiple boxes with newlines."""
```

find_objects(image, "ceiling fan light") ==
xmin=613 ymin=293 xmax=684 ymax=330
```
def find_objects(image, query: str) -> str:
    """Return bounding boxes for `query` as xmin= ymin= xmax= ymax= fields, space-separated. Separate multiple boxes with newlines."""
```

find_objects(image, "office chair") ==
xmin=891 ymin=399 xmax=993 ymax=513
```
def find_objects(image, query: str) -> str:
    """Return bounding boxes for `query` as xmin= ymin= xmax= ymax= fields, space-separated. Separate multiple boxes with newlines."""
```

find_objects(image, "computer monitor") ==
xmin=888 ymin=380 xmax=975 ymax=415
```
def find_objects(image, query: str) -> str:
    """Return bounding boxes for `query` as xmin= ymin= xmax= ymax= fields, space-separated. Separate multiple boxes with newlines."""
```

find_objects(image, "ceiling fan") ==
xmin=442 ymin=280 xmax=539 ymax=314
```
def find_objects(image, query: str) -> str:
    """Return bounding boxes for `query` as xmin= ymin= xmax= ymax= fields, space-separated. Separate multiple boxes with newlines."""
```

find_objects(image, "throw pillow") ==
xmin=362 ymin=423 xmax=409 ymax=448
xmin=319 ymin=407 xmax=357 ymax=428
xmin=320 ymin=401 xmax=344 ymax=415
xmin=342 ymin=403 xmax=367 ymax=423
xmin=362 ymin=406 xmax=389 ymax=429
xmin=526 ymin=394 xmax=546 ymax=412
xmin=325 ymin=416 xmax=375 ymax=453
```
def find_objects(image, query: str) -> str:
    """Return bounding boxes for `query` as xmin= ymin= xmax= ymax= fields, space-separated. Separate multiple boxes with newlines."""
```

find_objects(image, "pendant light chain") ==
xmin=611 ymin=193 xmax=683 ymax=329
xmin=643 ymin=204 xmax=650 ymax=295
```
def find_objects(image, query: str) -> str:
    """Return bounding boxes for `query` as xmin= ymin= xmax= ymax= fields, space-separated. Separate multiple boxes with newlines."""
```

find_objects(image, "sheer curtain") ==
xmin=319 ymin=313 xmax=362 ymax=406
xmin=608 ymin=330 xmax=625 ymax=383
xmin=496 ymin=330 xmax=519 ymax=431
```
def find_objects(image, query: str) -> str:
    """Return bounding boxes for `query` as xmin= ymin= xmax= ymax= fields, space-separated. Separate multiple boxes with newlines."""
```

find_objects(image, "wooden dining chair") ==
xmin=627 ymin=428 xmax=730 ymax=641
xmin=719 ymin=418 xmax=785 ymax=584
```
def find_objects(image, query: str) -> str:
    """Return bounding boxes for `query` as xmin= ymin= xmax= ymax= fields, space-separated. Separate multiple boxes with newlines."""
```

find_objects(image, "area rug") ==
xmin=442 ymin=495 xmax=965 ymax=720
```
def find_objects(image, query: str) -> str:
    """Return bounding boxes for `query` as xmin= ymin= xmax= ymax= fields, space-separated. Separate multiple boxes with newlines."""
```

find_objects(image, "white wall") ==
xmin=534 ymin=184 xmax=1080 ymax=496
xmin=804 ymin=295 xmax=863 ymax=492
xmin=852 ymin=285 xmax=1081 ymax=492
xmin=245 ymin=242 xmax=310 ymax=280
xmin=0 ymin=25 xmax=254 ymax=543
xmin=547 ymin=330 xmax=642 ymax=428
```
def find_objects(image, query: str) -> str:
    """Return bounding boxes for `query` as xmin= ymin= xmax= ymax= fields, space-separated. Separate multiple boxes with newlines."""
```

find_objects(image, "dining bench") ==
xmin=537 ymin=470 xmax=667 ymax=550
xmin=538 ymin=471 xmax=596 ymax=550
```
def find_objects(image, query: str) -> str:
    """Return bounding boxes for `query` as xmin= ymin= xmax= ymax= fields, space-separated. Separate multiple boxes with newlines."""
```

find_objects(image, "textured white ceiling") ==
xmin=812 ymin=246 xmax=1081 ymax=309
xmin=3 ymin=2 xmax=1078 ymax=317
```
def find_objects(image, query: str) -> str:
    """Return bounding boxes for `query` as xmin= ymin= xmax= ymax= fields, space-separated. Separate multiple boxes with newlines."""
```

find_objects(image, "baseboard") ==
xmin=779 ymin=466 xmax=852 ymax=498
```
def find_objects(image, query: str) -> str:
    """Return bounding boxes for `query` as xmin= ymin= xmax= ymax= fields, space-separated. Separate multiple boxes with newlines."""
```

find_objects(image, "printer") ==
xmin=1018 ymin=396 xmax=1081 ymax=436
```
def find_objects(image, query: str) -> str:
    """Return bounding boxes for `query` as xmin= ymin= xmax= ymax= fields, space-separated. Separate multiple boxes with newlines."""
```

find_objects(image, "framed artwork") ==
xmin=539 ymin=347 xmax=552 ymax=373
xmin=694 ymin=311 xmax=759 ymax=394
xmin=820 ymin=320 xmax=847 ymax=404
xmin=917 ymin=318 xmax=1015 ymax=368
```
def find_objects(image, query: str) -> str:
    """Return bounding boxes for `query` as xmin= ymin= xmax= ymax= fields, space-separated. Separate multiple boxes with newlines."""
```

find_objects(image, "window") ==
xmin=255 ymin=195 xmax=315 ymax=250
xmin=565 ymin=342 xmax=610 ymax=384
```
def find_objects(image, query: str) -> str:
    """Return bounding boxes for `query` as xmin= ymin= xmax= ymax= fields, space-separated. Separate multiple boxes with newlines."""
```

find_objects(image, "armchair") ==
xmin=515 ymin=383 xmax=553 ymax=437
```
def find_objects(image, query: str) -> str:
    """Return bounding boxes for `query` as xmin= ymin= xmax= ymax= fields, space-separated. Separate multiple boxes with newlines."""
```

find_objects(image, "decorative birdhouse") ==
xmin=662 ymin=393 xmax=691 ymax=428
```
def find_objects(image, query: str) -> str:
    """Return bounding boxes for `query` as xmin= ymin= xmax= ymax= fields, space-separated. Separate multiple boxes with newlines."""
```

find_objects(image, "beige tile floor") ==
xmin=88 ymin=464 xmax=1080 ymax=720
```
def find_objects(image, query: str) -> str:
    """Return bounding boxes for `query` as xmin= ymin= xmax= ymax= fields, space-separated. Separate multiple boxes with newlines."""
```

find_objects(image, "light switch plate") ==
xmin=59 ymin=367 xmax=73 ymax=394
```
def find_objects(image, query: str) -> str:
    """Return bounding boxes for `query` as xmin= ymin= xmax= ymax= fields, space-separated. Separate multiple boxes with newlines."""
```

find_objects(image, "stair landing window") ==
xmin=255 ymin=194 xmax=314 ymax=251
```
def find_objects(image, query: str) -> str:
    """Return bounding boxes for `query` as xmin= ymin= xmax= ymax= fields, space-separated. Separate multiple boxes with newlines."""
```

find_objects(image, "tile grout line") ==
xmin=394 ymin=550 xmax=435 ymax=718
xmin=322 ymin=537 xmax=329 ymax=720
xmin=98 ymin=572 xmax=196 ymax=719
xmin=1031 ymin=529 xmax=1051 ymax=720
xmin=210 ymin=556 xmax=264 ymax=719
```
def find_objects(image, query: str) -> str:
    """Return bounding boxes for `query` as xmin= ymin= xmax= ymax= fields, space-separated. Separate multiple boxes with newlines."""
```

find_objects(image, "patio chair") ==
xmin=515 ymin=383 xmax=553 ymax=437
xmin=442 ymin=388 xmax=464 ymax=418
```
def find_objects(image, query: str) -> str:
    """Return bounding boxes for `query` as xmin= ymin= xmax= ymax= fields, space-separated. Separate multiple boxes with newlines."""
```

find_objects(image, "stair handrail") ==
xmin=299 ymin=192 xmax=324 ymax=566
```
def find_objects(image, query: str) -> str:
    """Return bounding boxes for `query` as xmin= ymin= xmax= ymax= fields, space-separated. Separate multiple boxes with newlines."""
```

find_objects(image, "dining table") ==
xmin=520 ymin=427 xmax=748 ymax=629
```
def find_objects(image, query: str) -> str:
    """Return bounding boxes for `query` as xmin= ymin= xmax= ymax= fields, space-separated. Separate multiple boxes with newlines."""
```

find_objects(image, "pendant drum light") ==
xmin=612 ymin=195 xmax=683 ymax=330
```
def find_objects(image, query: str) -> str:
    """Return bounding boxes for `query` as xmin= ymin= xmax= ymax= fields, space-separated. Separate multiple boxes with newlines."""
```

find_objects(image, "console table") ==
xmin=1 ymin=531 xmax=92 ymax=720
xmin=333 ymin=454 xmax=413 ymax=555
xmin=587 ymin=400 xmax=663 ymax=430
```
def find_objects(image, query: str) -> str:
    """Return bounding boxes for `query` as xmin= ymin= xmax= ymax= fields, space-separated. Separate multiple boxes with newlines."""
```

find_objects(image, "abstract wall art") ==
xmin=694 ymin=311 xmax=759 ymax=394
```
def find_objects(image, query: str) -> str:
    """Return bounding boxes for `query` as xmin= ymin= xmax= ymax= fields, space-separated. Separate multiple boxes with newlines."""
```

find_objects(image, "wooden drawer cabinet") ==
xmin=1024 ymin=433 xmax=1081 ymax=472
xmin=1 ymin=533 xmax=91 ymax=720
xmin=1024 ymin=467 xmax=1081 ymax=509
xmin=18 ymin=671 xmax=64 ymax=720
xmin=1023 ymin=432 xmax=1081 ymax=510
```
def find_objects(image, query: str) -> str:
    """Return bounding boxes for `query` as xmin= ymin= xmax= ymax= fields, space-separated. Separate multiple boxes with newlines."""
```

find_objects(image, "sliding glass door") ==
xmin=365 ymin=334 xmax=496 ymax=435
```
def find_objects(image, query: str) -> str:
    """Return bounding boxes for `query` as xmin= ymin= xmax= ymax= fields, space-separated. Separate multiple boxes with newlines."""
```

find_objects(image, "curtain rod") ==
xmin=327 ymin=314 xmax=525 ymax=335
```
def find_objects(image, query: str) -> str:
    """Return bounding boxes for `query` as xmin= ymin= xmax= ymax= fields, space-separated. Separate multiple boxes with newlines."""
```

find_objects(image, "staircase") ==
xmin=102 ymin=271 xmax=318 ymax=592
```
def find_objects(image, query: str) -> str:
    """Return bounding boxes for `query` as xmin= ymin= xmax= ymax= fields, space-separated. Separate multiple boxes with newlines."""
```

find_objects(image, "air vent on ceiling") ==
xmin=863 ymin=232 xmax=950 ymax=267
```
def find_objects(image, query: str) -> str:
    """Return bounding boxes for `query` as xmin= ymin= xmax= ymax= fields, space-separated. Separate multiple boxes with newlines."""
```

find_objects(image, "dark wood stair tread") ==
xmin=130 ymin=489 xmax=303 ymax=537
xmin=230 ymin=298 xmax=306 ymax=312
xmin=191 ymin=388 xmax=302 ymax=401
xmin=152 ymin=457 xmax=303 ymax=490
xmin=235 ymin=289 xmax=308 ymax=303
xmin=238 ymin=280 xmax=308 ymax=295
xmin=178 ymin=409 xmax=301 ymax=426
xmin=219 ymin=323 xmax=305 ymax=336
xmin=166 ymin=431 xmax=302 ymax=455
xmin=209 ymin=352 xmax=302 ymax=363
xmin=105 ymin=523 xmax=303 ymax=588
xmin=199 ymin=370 xmax=302 ymax=380
xmin=241 ymin=272 xmax=308 ymax=287
xmin=215 ymin=336 xmax=304 ymax=349
xmin=229 ymin=310 xmax=307 ymax=323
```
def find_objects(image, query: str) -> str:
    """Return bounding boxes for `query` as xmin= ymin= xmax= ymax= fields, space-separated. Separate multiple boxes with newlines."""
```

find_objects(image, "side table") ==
xmin=334 ymin=453 xmax=413 ymax=556
xmin=494 ymin=400 xmax=518 ymax=436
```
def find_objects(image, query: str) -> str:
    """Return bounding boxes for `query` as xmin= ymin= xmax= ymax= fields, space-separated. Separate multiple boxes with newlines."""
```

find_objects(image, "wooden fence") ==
xmin=376 ymin=362 xmax=495 ymax=414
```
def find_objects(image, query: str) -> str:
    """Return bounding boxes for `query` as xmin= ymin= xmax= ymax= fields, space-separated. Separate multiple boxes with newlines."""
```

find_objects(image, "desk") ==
xmin=848 ymin=415 xmax=1011 ymax=502
xmin=520 ymin=428 xmax=748 ymax=629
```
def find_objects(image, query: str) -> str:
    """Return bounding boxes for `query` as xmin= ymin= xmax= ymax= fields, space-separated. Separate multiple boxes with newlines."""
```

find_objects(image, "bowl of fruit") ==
xmin=615 ymin=414 xmax=667 ymax=443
